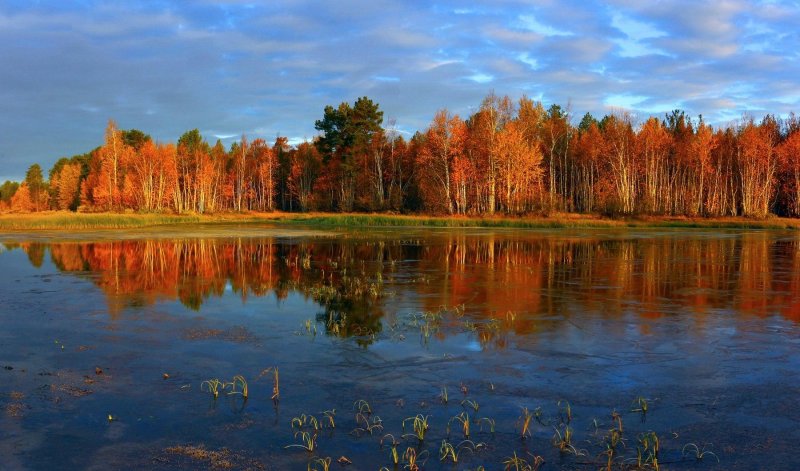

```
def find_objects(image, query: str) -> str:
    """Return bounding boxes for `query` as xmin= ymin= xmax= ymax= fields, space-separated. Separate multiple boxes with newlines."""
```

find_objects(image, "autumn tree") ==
xmin=11 ymin=183 xmax=33 ymax=212
xmin=290 ymin=141 xmax=321 ymax=211
xmin=541 ymin=104 xmax=572 ymax=210
xmin=496 ymin=119 xmax=543 ymax=213
xmin=471 ymin=93 xmax=515 ymax=214
xmin=636 ymin=117 xmax=671 ymax=213
xmin=417 ymin=109 xmax=466 ymax=213
xmin=738 ymin=117 xmax=778 ymax=217
xmin=93 ymin=120 xmax=133 ymax=211
xmin=54 ymin=162 xmax=82 ymax=210
xmin=778 ymin=127 xmax=800 ymax=215
xmin=573 ymin=114 xmax=603 ymax=212
xmin=601 ymin=112 xmax=637 ymax=214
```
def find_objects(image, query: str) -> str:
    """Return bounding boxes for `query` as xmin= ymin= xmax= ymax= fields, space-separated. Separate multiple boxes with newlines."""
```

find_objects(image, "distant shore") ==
xmin=2 ymin=211 xmax=800 ymax=231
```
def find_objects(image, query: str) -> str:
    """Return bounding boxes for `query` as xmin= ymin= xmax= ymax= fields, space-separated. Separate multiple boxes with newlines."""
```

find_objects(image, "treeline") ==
xmin=3 ymin=93 xmax=800 ymax=217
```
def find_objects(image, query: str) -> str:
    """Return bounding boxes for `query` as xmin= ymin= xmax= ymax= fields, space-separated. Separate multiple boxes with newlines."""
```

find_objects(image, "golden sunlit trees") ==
xmin=10 ymin=183 xmax=33 ymax=212
xmin=636 ymin=117 xmax=671 ymax=214
xmin=778 ymin=127 xmax=800 ymax=216
xmin=691 ymin=120 xmax=717 ymax=215
xmin=573 ymin=114 xmax=603 ymax=213
xmin=496 ymin=120 xmax=543 ymax=213
xmin=737 ymin=117 xmax=778 ymax=217
xmin=54 ymin=162 xmax=82 ymax=210
xmin=251 ymin=138 xmax=277 ymax=211
xmin=541 ymin=104 xmax=572 ymax=211
xmin=9 ymin=94 xmax=800 ymax=219
xmin=472 ymin=93 xmax=515 ymax=214
xmin=94 ymin=120 xmax=133 ymax=211
xmin=418 ymin=109 xmax=467 ymax=214
xmin=602 ymin=112 xmax=637 ymax=214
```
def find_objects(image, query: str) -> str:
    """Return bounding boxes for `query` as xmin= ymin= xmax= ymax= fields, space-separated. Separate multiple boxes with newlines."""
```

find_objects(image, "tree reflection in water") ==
xmin=7 ymin=231 xmax=800 ymax=347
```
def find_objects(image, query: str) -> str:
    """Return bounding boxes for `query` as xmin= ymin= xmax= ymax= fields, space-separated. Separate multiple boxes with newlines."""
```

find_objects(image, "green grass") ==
xmin=0 ymin=212 xmax=208 ymax=230
xmin=3 ymin=210 xmax=800 ymax=231
xmin=281 ymin=213 xmax=622 ymax=229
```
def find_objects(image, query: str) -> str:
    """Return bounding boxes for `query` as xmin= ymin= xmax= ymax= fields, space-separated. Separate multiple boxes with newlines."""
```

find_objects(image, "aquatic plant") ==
xmin=477 ymin=416 xmax=496 ymax=434
xmin=380 ymin=434 xmax=401 ymax=466
xmin=632 ymin=396 xmax=648 ymax=413
xmin=502 ymin=451 xmax=545 ymax=471
xmin=200 ymin=378 xmax=223 ymax=399
xmin=402 ymin=414 xmax=430 ymax=441
xmin=402 ymin=447 xmax=428 ymax=471
xmin=637 ymin=431 xmax=660 ymax=470
xmin=461 ymin=398 xmax=480 ymax=412
xmin=303 ymin=319 xmax=317 ymax=336
xmin=307 ymin=457 xmax=331 ymax=471
xmin=291 ymin=414 xmax=321 ymax=432
xmin=258 ymin=366 xmax=280 ymax=402
xmin=440 ymin=386 xmax=448 ymax=404
xmin=322 ymin=409 xmax=336 ymax=429
xmin=447 ymin=411 xmax=470 ymax=438
xmin=601 ymin=428 xmax=625 ymax=471
xmin=557 ymin=399 xmax=572 ymax=425
xmin=353 ymin=399 xmax=372 ymax=415
xmin=552 ymin=424 xmax=583 ymax=455
xmin=224 ymin=375 xmax=248 ymax=399
xmin=285 ymin=431 xmax=318 ymax=453
xmin=518 ymin=407 xmax=534 ymax=439
xmin=611 ymin=409 xmax=623 ymax=433
xmin=439 ymin=439 xmax=483 ymax=463
xmin=352 ymin=413 xmax=383 ymax=436
xmin=682 ymin=442 xmax=719 ymax=462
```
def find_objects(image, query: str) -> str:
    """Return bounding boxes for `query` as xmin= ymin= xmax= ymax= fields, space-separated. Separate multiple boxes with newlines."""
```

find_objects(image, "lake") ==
xmin=1 ymin=226 xmax=798 ymax=470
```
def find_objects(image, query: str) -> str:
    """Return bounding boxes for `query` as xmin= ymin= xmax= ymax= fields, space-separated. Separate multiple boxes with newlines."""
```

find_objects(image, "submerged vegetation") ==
xmin=187 ymin=363 xmax=719 ymax=469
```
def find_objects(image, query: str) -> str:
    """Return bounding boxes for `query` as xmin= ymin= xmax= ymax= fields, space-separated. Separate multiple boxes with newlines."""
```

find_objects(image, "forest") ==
xmin=3 ymin=93 xmax=800 ymax=218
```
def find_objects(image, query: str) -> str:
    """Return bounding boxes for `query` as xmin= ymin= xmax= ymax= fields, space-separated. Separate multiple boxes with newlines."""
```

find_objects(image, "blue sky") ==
xmin=1 ymin=0 xmax=799 ymax=181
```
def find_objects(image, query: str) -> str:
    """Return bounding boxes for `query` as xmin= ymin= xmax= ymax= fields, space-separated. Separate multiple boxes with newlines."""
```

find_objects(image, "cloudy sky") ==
xmin=2 ymin=0 xmax=799 ymax=181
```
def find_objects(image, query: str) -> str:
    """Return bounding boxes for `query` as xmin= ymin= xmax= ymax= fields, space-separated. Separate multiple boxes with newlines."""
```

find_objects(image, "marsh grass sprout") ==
xmin=285 ymin=431 xmax=317 ymax=453
xmin=308 ymin=457 xmax=331 ymax=471
xmin=502 ymin=451 xmax=545 ymax=471
xmin=402 ymin=414 xmax=430 ymax=441
xmin=402 ymin=447 xmax=428 ymax=471
xmin=518 ymin=407 xmax=534 ymax=439
xmin=224 ymin=375 xmax=248 ymax=399
xmin=461 ymin=398 xmax=479 ymax=412
xmin=557 ymin=399 xmax=572 ymax=425
xmin=200 ymin=378 xmax=223 ymax=399
xmin=353 ymin=399 xmax=372 ymax=416
xmin=682 ymin=443 xmax=719 ymax=462
xmin=352 ymin=412 xmax=383 ymax=436
xmin=477 ymin=416 xmax=496 ymax=434
xmin=447 ymin=411 xmax=470 ymax=438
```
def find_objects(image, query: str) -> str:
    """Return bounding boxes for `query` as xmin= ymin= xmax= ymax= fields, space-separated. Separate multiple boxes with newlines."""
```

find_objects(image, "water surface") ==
xmin=1 ymin=226 xmax=798 ymax=470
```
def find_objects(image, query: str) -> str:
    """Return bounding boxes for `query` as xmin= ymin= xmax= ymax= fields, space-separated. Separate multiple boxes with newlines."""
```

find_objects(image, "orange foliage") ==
xmin=10 ymin=183 xmax=33 ymax=212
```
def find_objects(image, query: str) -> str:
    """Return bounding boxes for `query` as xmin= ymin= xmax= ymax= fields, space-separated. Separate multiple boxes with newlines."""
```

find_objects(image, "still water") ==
xmin=0 ymin=226 xmax=798 ymax=470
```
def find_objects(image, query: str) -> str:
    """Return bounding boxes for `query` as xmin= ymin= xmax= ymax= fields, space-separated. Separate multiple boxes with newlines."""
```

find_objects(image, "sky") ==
xmin=1 ymin=0 xmax=799 ymax=182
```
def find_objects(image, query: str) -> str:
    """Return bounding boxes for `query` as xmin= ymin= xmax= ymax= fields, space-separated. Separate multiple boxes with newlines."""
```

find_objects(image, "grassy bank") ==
xmin=0 ymin=212 xmax=241 ymax=230
xmin=2 ymin=210 xmax=800 ymax=231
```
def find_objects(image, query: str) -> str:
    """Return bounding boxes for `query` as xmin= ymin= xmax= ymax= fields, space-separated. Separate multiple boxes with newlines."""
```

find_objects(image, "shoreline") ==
xmin=1 ymin=211 xmax=800 ymax=231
